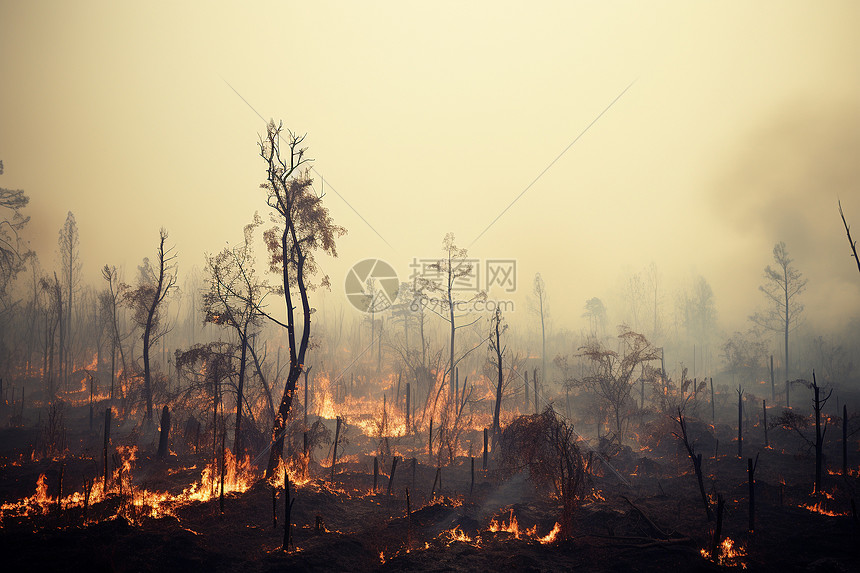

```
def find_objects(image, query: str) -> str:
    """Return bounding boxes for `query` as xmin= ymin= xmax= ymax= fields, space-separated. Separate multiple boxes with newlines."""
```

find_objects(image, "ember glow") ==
xmin=1 ymin=6 xmax=858 ymax=569
xmin=700 ymin=537 xmax=748 ymax=569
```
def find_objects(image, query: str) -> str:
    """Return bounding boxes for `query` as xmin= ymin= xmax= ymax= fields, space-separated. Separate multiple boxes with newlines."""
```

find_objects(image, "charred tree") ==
xmin=838 ymin=200 xmax=860 ymax=275
xmin=737 ymin=386 xmax=743 ymax=459
xmin=673 ymin=409 xmax=713 ymax=521
xmin=812 ymin=372 xmax=832 ymax=493
xmin=259 ymin=122 xmax=344 ymax=478
xmin=125 ymin=229 xmax=177 ymax=421
xmin=488 ymin=307 xmax=507 ymax=446
xmin=748 ymin=455 xmax=758 ymax=533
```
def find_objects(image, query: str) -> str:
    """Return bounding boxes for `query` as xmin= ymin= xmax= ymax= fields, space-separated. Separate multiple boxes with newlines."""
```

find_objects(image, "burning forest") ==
xmin=2 ymin=4 xmax=860 ymax=571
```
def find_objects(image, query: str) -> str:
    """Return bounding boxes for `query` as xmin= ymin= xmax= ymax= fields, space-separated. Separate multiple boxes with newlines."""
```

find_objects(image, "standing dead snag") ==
xmin=838 ymin=200 xmax=860 ymax=275
xmin=259 ymin=121 xmax=345 ymax=478
xmin=330 ymin=416 xmax=341 ymax=483
xmin=284 ymin=472 xmax=294 ymax=551
xmin=125 ymin=229 xmax=177 ymax=421
xmin=710 ymin=494 xmax=725 ymax=562
xmin=812 ymin=372 xmax=832 ymax=493
xmin=387 ymin=456 xmax=399 ymax=495
xmin=673 ymin=409 xmax=713 ymax=521
xmin=488 ymin=307 xmax=507 ymax=447
xmin=748 ymin=455 xmax=758 ymax=533
xmin=737 ymin=386 xmax=744 ymax=459
xmin=843 ymin=404 xmax=849 ymax=477
xmin=103 ymin=407 xmax=111 ymax=492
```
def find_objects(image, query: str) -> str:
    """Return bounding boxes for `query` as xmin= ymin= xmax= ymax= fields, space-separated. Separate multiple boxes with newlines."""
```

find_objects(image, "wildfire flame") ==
xmin=799 ymin=502 xmax=848 ymax=517
xmin=700 ymin=537 xmax=747 ymax=568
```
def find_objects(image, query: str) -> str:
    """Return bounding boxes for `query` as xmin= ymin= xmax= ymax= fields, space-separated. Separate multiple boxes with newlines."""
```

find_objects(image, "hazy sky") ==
xmin=2 ymin=1 xmax=859 ymax=337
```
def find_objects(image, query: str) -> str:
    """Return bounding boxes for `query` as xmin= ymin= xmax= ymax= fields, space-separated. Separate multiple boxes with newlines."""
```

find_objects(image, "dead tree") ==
xmin=103 ymin=407 xmax=111 ymax=491
xmin=488 ymin=307 xmax=507 ymax=446
xmin=330 ymin=416 xmax=342 ymax=483
xmin=812 ymin=372 xmax=832 ymax=493
xmin=673 ymin=409 xmax=713 ymax=521
xmin=838 ymin=200 xmax=860 ymax=275
xmin=748 ymin=454 xmax=758 ymax=533
xmin=843 ymin=404 xmax=849 ymax=477
xmin=125 ymin=229 xmax=177 ymax=421
xmin=737 ymin=386 xmax=743 ymax=458
xmin=259 ymin=122 xmax=345 ymax=478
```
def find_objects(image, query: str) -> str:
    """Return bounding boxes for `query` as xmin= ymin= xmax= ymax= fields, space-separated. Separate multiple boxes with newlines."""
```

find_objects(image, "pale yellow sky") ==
xmin=1 ymin=1 xmax=859 ymax=337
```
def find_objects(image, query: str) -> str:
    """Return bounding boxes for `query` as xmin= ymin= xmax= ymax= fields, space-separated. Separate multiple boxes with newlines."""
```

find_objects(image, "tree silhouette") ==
xmin=750 ymin=242 xmax=807 ymax=383
xmin=203 ymin=213 xmax=276 ymax=457
xmin=259 ymin=121 xmax=345 ymax=478
xmin=124 ymin=229 xmax=177 ymax=421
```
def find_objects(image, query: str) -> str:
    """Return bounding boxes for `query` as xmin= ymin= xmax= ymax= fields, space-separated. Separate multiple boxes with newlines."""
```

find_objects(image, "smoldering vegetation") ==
xmin=1 ymin=121 xmax=859 ymax=572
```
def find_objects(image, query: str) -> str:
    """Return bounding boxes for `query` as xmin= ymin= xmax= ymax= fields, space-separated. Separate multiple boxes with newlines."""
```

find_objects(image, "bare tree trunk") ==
xmin=234 ymin=325 xmax=248 ymax=458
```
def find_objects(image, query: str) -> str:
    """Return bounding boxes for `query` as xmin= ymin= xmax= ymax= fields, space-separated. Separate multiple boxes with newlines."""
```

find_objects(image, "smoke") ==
xmin=710 ymin=98 xmax=860 ymax=329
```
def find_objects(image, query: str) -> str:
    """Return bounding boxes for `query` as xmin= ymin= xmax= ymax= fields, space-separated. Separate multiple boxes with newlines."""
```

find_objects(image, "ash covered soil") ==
xmin=1 ymin=402 xmax=858 ymax=573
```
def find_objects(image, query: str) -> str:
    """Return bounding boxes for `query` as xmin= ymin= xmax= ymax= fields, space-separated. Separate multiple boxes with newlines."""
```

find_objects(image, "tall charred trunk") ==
xmin=234 ymin=325 xmax=248 ymax=459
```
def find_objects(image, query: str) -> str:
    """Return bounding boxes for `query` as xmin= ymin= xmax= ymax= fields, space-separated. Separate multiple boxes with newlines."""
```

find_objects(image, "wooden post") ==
xmin=428 ymin=418 xmax=433 ymax=465
xmin=83 ymin=477 xmax=92 ymax=522
xmin=431 ymin=466 xmax=440 ymax=498
xmin=710 ymin=494 xmax=725 ymax=561
xmin=103 ymin=407 xmax=111 ymax=492
xmin=405 ymin=383 xmax=411 ymax=434
xmin=524 ymin=369 xmax=529 ymax=410
xmin=284 ymin=472 xmax=293 ymax=551
xmin=710 ymin=378 xmax=715 ymax=423
xmin=330 ymin=416 xmax=341 ymax=483
xmin=89 ymin=375 xmax=94 ymax=431
xmin=813 ymin=372 xmax=826 ymax=493
xmin=533 ymin=368 xmax=539 ymax=414
xmin=387 ymin=456 xmax=399 ymax=495
xmin=304 ymin=367 xmax=309 ymax=429
xmin=737 ymin=386 xmax=743 ymax=459
xmin=844 ymin=404 xmax=849 ymax=477
xmin=786 ymin=379 xmax=790 ymax=408
xmin=272 ymin=486 xmax=277 ymax=528
xmin=406 ymin=487 xmax=411 ymax=523
xmin=219 ymin=430 xmax=226 ymax=515
xmin=373 ymin=457 xmax=379 ymax=493
xmin=748 ymin=456 xmax=757 ymax=533
xmin=770 ymin=355 xmax=775 ymax=402
xmin=57 ymin=462 xmax=65 ymax=513
xmin=483 ymin=428 xmax=488 ymax=470
xmin=157 ymin=405 xmax=171 ymax=459
xmin=470 ymin=457 xmax=475 ymax=496
xmin=762 ymin=400 xmax=769 ymax=448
